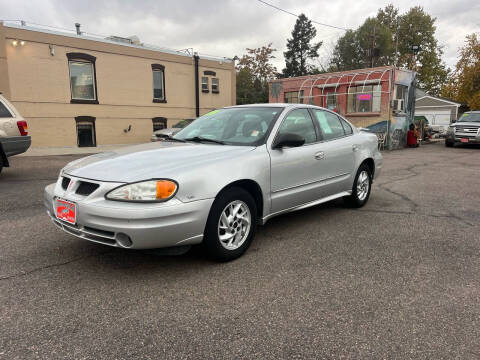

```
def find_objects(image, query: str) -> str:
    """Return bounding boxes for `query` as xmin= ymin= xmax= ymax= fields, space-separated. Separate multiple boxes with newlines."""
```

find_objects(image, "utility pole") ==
xmin=394 ymin=19 xmax=399 ymax=67
xmin=370 ymin=24 xmax=376 ymax=68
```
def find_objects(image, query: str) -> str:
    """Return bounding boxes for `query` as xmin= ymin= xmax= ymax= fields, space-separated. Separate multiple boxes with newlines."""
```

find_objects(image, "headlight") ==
xmin=105 ymin=179 xmax=178 ymax=202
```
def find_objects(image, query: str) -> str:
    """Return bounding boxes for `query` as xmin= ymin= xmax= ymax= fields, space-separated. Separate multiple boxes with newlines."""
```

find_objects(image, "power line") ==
xmin=255 ymin=0 xmax=350 ymax=31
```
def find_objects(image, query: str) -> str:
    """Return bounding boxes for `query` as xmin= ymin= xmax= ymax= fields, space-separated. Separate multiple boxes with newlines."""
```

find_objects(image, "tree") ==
xmin=331 ymin=19 xmax=393 ymax=70
xmin=236 ymin=44 xmax=277 ymax=104
xmin=330 ymin=5 xmax=449 ymax=95
xmin=396 ymin=6 xmax=449 ymax=95
xmin=237 ymin=43 xmax=277 ymax=83
xmin=282 ymin=14 xmax=322 ymax=77
xmin=442 ymin=34 xmax=480 ymax=109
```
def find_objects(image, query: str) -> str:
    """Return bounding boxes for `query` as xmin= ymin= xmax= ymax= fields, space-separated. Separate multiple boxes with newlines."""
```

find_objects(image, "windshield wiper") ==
xmin=184 ymin=136 xmax=225 ymax=145
xmin=160 ymin=135 xmax=186 ymax=143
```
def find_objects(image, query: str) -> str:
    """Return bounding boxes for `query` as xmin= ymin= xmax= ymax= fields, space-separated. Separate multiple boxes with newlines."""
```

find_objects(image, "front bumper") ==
xmin=44 ymin=176 xmax=214 ymax=249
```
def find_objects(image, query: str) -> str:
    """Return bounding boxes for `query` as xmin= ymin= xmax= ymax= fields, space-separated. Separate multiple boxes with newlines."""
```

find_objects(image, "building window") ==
xmin=75 ymin=116 xmax=96 ymax=147
xmin=202 ymin=77 xmax=209 ymax=93
xmin=284 ymin=90 xmax=304 ymax=103
xmin=212 ymin=78 xmax=219 ymax=93
xmin=152 ymin=117 xmax=167 ymax=131
xmin=67 ymin=53 xmax=98 ymax=104
xmin=152 ymin=64 xmax=166 ymax=103
xmin=325 ymin=93 xmax=337 ymax=111
xmin=347 ymin=85 xmax=381 ymax=113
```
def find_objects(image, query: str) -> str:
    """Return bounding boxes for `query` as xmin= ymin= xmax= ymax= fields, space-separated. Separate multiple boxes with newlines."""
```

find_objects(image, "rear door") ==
xmin=309 ymin=109 xmax=356 ymax=194
xmin=269 ymin=108 xmax=342 ymax=213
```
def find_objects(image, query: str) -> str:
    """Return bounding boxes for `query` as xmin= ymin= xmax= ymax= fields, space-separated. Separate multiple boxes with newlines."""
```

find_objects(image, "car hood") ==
xmin=153 ymin=128 xmax=177 ymax=136
xmin=453 ymin=122 xmax=480 ymax=127
xmin=64 ymin=141 xmax=255 ymax=183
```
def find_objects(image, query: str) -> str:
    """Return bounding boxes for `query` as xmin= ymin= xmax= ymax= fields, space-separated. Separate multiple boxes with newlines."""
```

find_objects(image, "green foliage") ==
xmin=282 ymin=14 xmax=322 ymax=77
xmin=330 ymin=4 xmax=449 ymax=95
xmin=236 ymin=44 xmax=277 ymax=105
xmin=331 ymin=18 xmax=393 ymax=70
xmin=442 ymin=34 xmax=480 ymax=109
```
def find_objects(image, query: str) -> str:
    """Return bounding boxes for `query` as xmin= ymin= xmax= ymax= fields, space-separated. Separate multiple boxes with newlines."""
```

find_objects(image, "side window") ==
xmin=312 ymin=110 xmax=345 ymax=141
xmin=75 ymin=116 xmax=96 ymax=147
xmin=67 ymin=53 xmax=98 ymax=104
xmin=152 ymin=64 xmax=166 ymax=102
xmin=277 ymin=109 xmax=317 ymax=144
xmin=212 ymin=78 xmax=219 ymax=93
xmin=152 ymin=117 xmax=167 ymax=131
xmin=0 ymin=101 xmax=13 ymax=118
xmin=340 ymin=118 xmax=353 ymax=135
xmin=201 ymin=77 xmax=209 ymax=92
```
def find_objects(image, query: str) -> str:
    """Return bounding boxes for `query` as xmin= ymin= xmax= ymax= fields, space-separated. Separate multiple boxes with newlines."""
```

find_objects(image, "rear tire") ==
xmin=344 ymin=163 xmax=372 ymax=208
xmin=203 ymin=187 xmax=257 ymax=261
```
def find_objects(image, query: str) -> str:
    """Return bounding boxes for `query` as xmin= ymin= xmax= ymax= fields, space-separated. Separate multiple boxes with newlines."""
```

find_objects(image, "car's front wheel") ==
xmin=203 ymin=187 xmax=257 ymax=261
xmin=445 ymin=139 xmax=454 ymax=147
xmin=344 ymin=164 xmax=372 ymax=208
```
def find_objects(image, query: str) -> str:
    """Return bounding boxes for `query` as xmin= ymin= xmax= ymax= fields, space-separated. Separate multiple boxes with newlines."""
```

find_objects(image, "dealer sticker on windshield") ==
xmin=55 ymin=198 xmax=77 ymax=224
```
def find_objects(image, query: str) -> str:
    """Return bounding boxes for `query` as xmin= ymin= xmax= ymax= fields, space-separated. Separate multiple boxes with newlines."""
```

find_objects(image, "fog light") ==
xmin=116 ymin=232 xmax=132 ymax=247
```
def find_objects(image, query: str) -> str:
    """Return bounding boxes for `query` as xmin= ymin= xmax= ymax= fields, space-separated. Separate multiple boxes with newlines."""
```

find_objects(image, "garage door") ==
xmin=415 ymin=110 xmax=451 ymax=126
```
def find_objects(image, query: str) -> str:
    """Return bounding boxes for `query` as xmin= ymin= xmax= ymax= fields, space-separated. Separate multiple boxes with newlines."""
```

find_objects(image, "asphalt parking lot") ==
xmin=1 ymin=142 xmax=480 ymax=359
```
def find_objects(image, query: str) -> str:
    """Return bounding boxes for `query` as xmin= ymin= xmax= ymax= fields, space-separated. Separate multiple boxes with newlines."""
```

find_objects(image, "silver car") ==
xmin=44 ymin=104 xmax=382 ymax=261
xmin=150 ymin=119 xmax=195 ymax=142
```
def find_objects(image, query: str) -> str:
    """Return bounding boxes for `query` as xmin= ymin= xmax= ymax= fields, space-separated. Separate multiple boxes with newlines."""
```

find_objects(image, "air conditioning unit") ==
xmin=392 ymin=99 xmax=404 ymax=112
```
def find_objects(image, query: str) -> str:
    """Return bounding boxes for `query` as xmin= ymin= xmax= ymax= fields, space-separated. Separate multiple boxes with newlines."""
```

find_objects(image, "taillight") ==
xmin=17 ymin=120 xmax=28 ymax=136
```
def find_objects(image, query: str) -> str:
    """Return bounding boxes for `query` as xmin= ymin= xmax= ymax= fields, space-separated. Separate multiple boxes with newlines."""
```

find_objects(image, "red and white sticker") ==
xmin=56 ymin=199 xmax=76 ymax=224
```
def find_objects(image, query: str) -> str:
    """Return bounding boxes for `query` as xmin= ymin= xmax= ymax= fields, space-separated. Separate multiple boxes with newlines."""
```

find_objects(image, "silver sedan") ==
xmin=44 ymin=104 xmax=382 ymax=261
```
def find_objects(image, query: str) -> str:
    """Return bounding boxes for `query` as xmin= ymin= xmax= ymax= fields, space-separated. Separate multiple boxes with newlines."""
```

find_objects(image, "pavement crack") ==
xmin=0 ymin=250 xmax=114 ymax=281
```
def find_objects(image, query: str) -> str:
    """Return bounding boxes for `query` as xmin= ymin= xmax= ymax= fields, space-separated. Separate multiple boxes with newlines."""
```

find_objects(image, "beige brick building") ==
xmin=0 ymin=21 xmax=236 ymax=148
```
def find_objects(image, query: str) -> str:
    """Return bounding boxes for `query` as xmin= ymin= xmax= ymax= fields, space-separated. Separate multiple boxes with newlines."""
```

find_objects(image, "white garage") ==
xmin=415 ymin=94 xmax=461 ymax=133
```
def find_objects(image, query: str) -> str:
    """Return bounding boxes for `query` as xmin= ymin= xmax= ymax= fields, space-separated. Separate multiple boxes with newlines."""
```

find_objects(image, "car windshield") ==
xmin=458 ymin=113 xmax=480 ymax=123
xmin=174 ymin=107 xmax=283 ymax=146
xmin=173 ymin=119 xmax=193 ymax=128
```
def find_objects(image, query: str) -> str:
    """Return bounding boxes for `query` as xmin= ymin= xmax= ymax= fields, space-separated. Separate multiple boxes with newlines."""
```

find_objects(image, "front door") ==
xmin=268 ymin=108 xmax=325 ymax=213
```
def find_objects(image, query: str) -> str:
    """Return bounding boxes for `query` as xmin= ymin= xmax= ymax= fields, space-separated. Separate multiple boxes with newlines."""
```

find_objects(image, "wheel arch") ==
xmin=216 ymin=179 xmax=264 ymax=220
xmin=0 ymin=142 xmax=9 ymax=168
xmin=359 ymin=157 xmax=375 ymax=178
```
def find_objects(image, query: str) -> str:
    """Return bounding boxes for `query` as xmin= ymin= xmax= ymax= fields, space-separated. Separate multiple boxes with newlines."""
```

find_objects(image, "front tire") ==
xmin=344 ymin=164 xmax=372 ymax=208
xmin=203 ymin=187 xmax=257 ymax=261
xmin=445 ymin=139 xmax=454 ymax=147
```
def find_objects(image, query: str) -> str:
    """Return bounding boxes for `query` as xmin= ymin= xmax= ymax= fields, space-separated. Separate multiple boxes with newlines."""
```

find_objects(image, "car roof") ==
xmin=225 ymin=103 xmax=330 ymax=111
xmin=463 ymin=111 xmax=480 ymax=114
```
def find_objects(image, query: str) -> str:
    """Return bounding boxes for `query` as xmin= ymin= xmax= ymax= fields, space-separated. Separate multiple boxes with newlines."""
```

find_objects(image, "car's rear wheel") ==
xmin=203 ymin=187 xmax=257 ymax=261
xmin=344 ymin=164 xmax=372 ymax=208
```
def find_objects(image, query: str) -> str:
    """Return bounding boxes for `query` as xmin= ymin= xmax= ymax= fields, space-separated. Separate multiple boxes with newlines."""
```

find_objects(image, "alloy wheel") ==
xmin=217 ymin=200 xmax=251 ymax=250
xmin=357 ymin=170 xmax=370 ymax=201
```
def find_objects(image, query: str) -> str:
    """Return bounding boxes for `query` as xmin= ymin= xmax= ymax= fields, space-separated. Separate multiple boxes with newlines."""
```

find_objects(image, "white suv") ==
xmin=0 ymin=94 xmax=31 ymax=173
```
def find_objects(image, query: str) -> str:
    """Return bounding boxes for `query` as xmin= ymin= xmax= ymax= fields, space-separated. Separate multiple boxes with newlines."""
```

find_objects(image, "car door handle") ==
xmin=314 ymin=151 xmax=325 ymax=160
xmin=352 ymin=144 xmax=359 ymax=152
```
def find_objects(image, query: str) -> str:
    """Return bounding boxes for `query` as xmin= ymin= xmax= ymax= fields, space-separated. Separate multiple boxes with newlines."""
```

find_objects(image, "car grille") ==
xmin=455 ymin=126 xmax=479 ymax=135
xmin=50 ymin=214 xmax=117 ymax=246
xmin=61 ymin=176 xmax=70 ymax=190
xmin=76 ymin=181 xmax=100 ymax=196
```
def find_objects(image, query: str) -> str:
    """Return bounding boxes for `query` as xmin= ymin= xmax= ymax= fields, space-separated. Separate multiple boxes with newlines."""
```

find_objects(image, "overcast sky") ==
xmin=1 ymin=0 xmax=479 ymax=71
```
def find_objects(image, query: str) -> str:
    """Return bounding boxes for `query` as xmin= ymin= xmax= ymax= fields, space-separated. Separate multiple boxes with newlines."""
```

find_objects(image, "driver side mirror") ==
xmin=273 ymin=133 xmax=305 ymax=149
xmin=451 ymin=119 xmax=456 ymax=124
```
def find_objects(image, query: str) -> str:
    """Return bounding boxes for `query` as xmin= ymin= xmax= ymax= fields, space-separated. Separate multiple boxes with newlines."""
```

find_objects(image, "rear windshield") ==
xmin=458 ymin=113 xmax=480 ymax=123
xmin=0 ymin=101 xmax=13 ymax=118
